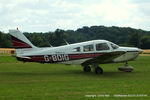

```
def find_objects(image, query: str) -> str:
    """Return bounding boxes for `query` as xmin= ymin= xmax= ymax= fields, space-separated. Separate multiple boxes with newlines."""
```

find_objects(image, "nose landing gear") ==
xmin=118 ymin=61 xmax=134 ymax=72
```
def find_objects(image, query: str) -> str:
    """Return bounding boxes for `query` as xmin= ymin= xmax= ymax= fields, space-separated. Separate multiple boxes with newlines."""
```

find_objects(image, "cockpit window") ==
xmin=111 ymin=43 xmax=119 ymax=49
xmin=96 ymin=43 xmax=109 ymax=51
xmin=72 ymin=47 xmax=80 ymax=52
xmin=83 ymin=44 xmax=94 ymax=52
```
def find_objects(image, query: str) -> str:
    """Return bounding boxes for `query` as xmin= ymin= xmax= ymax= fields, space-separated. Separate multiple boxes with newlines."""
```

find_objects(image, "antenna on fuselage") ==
xmin=49 ymin=44 xmax=53 ymax=47
xmin=46 ymin=41 xmax=53 ymax=47
xmin=64 ymin=39 xmax=70 ymax=45
xmin=41 ymin=34 xmax=53 ymax=47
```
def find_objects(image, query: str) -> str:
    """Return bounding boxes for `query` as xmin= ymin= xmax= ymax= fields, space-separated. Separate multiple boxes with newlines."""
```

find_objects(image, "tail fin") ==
xmin=9 ymin=29 xmax=36 ymax=49
xmin=9 ymin=29 xmax=38 ymax=56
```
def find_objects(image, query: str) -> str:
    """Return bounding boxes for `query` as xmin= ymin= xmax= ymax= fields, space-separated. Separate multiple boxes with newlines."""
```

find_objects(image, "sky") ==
xmin=0 ymin=0 xmax=150 ymax=32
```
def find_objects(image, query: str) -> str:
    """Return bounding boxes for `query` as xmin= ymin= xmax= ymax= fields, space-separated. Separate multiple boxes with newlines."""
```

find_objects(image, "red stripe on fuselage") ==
xmin=20 ymin=53 xmax=103 ymax=63
xmin=69 ymin=53 xmax=101 ymax=60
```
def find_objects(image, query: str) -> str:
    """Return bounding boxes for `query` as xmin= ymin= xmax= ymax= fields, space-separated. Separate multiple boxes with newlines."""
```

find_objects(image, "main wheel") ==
xmin=83 ymin=65 xmax=91 ymax=72
xmin=95 ymin=67 xmax=103 ymax=74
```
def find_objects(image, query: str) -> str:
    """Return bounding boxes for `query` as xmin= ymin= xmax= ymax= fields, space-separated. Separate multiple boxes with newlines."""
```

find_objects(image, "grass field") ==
xmin=0 ymin=56 xmax=150 ymax=100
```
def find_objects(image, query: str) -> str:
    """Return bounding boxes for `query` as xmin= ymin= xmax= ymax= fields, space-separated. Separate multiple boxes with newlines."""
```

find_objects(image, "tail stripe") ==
xmin=11 ymin=35 xmax=32 ymax=49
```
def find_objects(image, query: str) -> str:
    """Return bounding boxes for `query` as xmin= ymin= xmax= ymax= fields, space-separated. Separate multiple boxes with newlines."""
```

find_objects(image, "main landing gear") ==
xmin=118 ymin=61 xmax=134 ymax=72
xmin=83 ymin=64 xmax=103 ymax=74
xmin=95 ymin=66 xmax=103 ymax=74
xmin=83 ymin=65 xmax=91 ymax=72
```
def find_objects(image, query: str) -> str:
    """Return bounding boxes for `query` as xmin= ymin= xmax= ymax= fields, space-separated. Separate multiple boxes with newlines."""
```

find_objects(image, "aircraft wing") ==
xmin=82 ymin=51 xmax=125 ymax=65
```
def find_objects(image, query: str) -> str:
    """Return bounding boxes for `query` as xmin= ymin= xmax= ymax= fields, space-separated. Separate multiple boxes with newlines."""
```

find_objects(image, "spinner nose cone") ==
xmin=134 ymin=47 xmax=143 ymax=54
xmin=138 ymin=48 xmax=143 ymax=54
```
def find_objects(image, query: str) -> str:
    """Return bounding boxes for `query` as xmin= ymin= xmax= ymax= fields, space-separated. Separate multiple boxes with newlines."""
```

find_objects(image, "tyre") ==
xmin=95 ymin=67 xmax=103 ymax=74
xmin=83 ymin=66 xmax=91 ymax=72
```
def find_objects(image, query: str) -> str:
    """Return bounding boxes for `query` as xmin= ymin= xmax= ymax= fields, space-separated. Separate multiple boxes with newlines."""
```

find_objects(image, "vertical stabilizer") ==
xmin=9 ymin=29 xmax=38 ymax=56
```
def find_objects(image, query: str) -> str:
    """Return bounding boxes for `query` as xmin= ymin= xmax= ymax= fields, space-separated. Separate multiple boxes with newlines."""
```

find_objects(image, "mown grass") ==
xmin=0 ymin=56 xmax=17 ymax=63
xmin=0 ymin=56 xmax=149 ymax=100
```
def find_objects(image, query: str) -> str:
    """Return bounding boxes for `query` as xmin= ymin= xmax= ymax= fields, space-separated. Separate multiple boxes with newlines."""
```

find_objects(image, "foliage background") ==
xmin=1 ymin=25 xmax=150 ymax=49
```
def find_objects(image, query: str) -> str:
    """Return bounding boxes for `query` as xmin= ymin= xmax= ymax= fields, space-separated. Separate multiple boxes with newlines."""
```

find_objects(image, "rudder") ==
xmin=9 ymin=29 xmax=38 ymax=56
xmin=9 ymin=29 xmax=36 ymax=49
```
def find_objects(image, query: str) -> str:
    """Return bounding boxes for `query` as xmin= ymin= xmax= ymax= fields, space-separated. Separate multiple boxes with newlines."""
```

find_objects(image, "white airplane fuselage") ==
xmin=9 ymin=29 xmax=142 ymax=74
xmin=16 ymin=40 xmax=141 ymax=65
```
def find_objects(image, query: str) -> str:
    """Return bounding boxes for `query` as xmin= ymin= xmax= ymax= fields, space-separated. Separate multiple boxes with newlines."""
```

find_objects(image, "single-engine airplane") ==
xmin=9 ymin=29 xmax=142 ymax=74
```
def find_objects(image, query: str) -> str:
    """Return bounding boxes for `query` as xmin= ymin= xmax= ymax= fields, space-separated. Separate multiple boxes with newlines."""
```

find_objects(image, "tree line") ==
xmin=0 ymin=25 xmax=150 ymax=49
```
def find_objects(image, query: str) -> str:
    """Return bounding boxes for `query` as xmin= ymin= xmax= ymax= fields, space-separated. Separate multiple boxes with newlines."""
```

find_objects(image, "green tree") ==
xmin=128 ymin=32 xmax=141 ymax=47
xmin=52 ymin=29 xmax=65 ymax=46
xmin=0 ymin=32 xmax=3 ymax=47
xmin=1 ymin=26 xmax=150 ymax=49
xmin=140 ymin=36 xmax=150 ymax=49
xmin=30 ymin=33 xmax=43 ymax=47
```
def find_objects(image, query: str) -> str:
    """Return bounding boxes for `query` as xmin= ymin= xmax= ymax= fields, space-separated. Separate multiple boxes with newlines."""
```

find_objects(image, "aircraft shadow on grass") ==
xmin=0 ymin=69 xmax=139 ymax=78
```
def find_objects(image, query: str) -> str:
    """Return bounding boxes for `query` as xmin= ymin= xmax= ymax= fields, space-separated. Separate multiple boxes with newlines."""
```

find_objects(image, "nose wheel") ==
xmin=118 ymin=61 xmax=134 ymax=72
